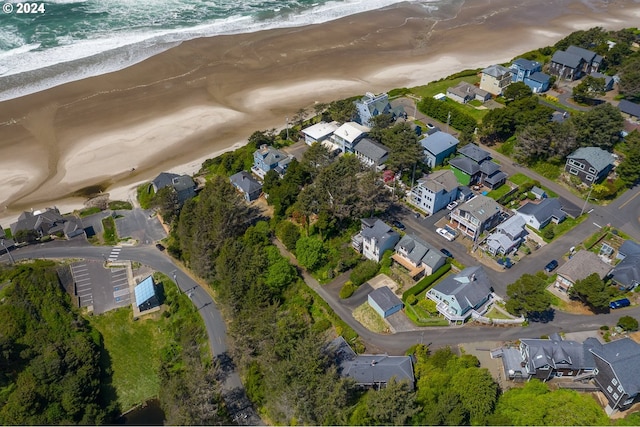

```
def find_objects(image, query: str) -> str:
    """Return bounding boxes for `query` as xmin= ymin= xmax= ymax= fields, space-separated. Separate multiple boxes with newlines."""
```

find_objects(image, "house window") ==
xmin=618 ymin=385 xmax=624 ymax=392
xmin=589 ymin=167 xmax=596 ymax=174
xmin=608 ymin=386 xmax=614 ymax=393
xmin=613 ymin=393 xmax=619 ymax=400
xmin=586 ymin=175 xmax=593 ymax=181
xmin=593 ymin=368 xmax=599 ymax=375
xmin=569 ymin=168 xmax=579 ymax=175
xmin=612 ymin=378 xmax=618 ymax=386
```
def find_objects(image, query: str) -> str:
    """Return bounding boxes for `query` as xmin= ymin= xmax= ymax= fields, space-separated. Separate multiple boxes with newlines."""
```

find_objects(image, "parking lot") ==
xmin=70 ymin=260 xmax=132 ymax=314
xmin=114 ymin=208 xmax=167 ymax=244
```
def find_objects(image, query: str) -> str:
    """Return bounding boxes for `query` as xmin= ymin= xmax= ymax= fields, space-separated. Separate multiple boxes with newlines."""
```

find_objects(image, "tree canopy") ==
xmin=569 ymin=272 xmax=611 ymax=312
xmin=505 ymin=273 xmax=552 ymax=318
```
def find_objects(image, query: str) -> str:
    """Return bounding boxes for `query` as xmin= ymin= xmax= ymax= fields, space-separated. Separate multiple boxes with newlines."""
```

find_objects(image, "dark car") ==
xmin=155 ymin=243 xmax=166 ymax=251
xmin=440 ymin=248 xmax=453 ymax=258
xmin=392 ymin=220 xmax=406 ymax=230
xmin=610 ymin=298 xmax=631 ymax=309
xmin=544 ymin=259 xmax=558 ymax=273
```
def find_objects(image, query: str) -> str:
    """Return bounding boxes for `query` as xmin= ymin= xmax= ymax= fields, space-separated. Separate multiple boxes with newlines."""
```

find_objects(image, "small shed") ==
xmin=531 ymin=186 xmax=547 ymax=200
xmin=134 ymin=276 xmax=160 ymax=312
xmin=368 ymin=286 xmax=403 ymax=318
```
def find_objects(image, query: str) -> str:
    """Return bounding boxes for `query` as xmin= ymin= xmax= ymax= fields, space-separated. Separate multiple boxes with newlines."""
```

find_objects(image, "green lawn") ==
xmin=409 ymin=75 xmax=489 ymax=122
xmin=496 ymin=137 xmax=516 ymax=156
xmin=79 ymin=207 xmax=102 ymax=217
xmin=485 ymin=307 xmax=511 ymax=320
xmin=137 ymin=183 xmax=155 ymax=209
xmin=109 ymin=200 xmax=133 ymax=210
xmin=487 ymin=184 xmax=513 ymax=200
xmin=530 ymin=160 xmax=562 ymax=180
xmin=88 ymin=307 xmax=170 ymax=412
xmin=404 ymin=303 xmax=449 ymax=326
xmin=102 ymin=216 xmax=118 ymax=245
xmin=509 ymin=172 xmax=532 ymax=186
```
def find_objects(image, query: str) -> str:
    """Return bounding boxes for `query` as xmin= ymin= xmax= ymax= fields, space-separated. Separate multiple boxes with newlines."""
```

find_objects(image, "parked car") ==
xmin=436 ymin=227 xmax=455 ymax=242
xmin=610 ymin=298 xmax=631 ymax=309
xmin=155 ymin=243 xmax=166 ymax=251
xmin=392 ymin=220 xmax=406 ymax=230
xmin=446 ymin=201 xmax=458 ymax=210
xmin=544 ymin=259 xmax=558 ymax=273
xmin=440 ymin=248 xmax=453 ymax=258
xmin=426 ymin=123 xmax=435 ymax=129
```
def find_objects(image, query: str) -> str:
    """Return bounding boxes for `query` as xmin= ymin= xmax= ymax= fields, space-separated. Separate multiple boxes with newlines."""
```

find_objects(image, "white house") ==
xmin=301 ymin=121 xmax=339 ymax=145
xmin=330 ymin=121 xmax=370 ymax=153
xmin=409 ymin=170 xmax=459 ymax=215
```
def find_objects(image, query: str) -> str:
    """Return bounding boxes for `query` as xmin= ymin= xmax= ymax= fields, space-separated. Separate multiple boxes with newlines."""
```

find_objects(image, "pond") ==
xmin=118 ymin=399 xmax=166 ymax=426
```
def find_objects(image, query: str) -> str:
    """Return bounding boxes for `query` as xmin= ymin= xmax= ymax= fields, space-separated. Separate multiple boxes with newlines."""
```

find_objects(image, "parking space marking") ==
xmin=114 ymin=289 xmax=130 ymax=298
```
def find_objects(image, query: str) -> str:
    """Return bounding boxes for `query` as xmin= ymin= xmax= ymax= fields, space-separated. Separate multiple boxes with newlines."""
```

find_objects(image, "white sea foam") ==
xmin=0 ymin=0 xmax=440 ymax=101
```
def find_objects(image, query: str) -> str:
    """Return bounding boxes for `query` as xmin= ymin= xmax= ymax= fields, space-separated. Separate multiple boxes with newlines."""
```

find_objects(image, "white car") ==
xmin=436 ymin=227 xmax=455 ymax=241
xmin=446 ymin=201 xmax=458 ymax=210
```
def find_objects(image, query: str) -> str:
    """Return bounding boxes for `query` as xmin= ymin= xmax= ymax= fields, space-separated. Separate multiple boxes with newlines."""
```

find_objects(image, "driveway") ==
xmin=114 ymin=208 xmax=166 ymax=244
xmin=80 ymin=211 xmax=111 ymax=237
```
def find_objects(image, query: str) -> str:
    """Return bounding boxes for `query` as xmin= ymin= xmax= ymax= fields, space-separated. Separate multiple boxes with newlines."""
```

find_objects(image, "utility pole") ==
xmin=446 ymin=111 xmax=451 ymax=134
xmin=172 ymin=270 xmax=181 ymax=294
xmin=580 ymin=184 xmax=595 ymax=216
xmin=286 ymin=117 xmax=289 ymax=141
xmin=1 ymin=239 xmax=14 ymax=264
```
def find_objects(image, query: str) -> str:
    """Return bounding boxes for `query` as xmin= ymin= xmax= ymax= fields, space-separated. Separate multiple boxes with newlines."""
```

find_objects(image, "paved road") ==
xmin=1 ymin=242 xmax=261 ymax=426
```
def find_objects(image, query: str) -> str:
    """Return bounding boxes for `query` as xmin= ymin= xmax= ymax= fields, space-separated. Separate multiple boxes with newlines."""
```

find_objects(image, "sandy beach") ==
xmin=0 ymin=0 xmax=638 ymax=224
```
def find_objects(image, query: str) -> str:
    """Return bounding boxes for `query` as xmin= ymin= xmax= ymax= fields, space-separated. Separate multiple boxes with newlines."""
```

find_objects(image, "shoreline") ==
xmin=1 ymin=0 xmax=638 ymax=224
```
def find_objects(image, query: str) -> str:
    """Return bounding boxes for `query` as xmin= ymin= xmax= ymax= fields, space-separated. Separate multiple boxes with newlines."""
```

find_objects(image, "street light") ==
xmin=0 ymin=239 xmax=14 ymax=265
xmin=171 ymin=270 xmax=181 ymax=294
xmin=286 ymin=117 xmax=289 ymax=141
xmin=580 ymin=183 xmax=595 ymax=216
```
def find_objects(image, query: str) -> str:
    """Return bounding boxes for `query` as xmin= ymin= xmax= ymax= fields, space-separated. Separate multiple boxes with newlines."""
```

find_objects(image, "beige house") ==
xmin=479 ymin=64 xmax=512 ymax=96
xmin=554 ymin=250 xmax=612 ymax=293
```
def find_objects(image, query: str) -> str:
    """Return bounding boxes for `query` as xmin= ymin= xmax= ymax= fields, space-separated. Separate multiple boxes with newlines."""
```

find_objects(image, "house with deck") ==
xmin=608 ymin=240 xmax=640 ymax=291
xmin=480 ymin=64 xmax=512 ymax=96
xmin=565 ymin=147 xmax=615 ymax=184
xmin=409 ymin=170 xmax=459 ymax=215
xmin=393 ymin=234 xmax=447 ymax=279
xmin=419 ymin=131 xmax=459 ymax=168
xmin=151 ymin=172 xmax=197 ymax=205
xmin=446 ymin=81 xmax=491 ymax=104
xmin=449 ymin=144 xmax=506 ymax=189
xmin=330 ymin=121 xmax=370 ymax=153
xmin=449 ymin=195 xmax=503 ymax=241
xmin=355 ymin=92 xmax=405 ymax=127
xmin=516 ymin=198 xmax=567 ymax=230
xmin=509 ymin=58 xmax=551 ymax=93
xmin=252 ymin=144 xmax=293 ymax=179
xmin=300 ymin=121 xmax=339 ymax=145
xmin=353 ymin=138 xmax=389 ymax=169
xmin=352 ymin=218 xmax=400 ymax=262
xmin=426 ymin=266 xmax=493 ymax=323
xmin=554 ymin=250 xmax=612 ymax=293
xmin=549 ymin=45 xmax=602 ymax=80
xmin=229 ymin=171 xmax=263 ymax=202
xmin=485 ymin=214 xmax=527 ymax=256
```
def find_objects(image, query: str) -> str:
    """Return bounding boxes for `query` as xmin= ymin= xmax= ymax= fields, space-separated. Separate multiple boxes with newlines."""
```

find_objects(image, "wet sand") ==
xmin=0 ymin=0 xmax=637 ymax=223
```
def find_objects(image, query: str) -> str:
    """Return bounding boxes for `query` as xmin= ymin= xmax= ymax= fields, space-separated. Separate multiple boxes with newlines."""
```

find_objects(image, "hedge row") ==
xmin=402 ymin=263 xmax=451 ymax=301
xmin=417 ymin=97 xmax=477 ymax=134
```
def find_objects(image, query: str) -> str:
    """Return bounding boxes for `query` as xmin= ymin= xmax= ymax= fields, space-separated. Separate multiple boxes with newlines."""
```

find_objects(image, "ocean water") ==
xmin=0 ymin=0 xmax=441 ymax=101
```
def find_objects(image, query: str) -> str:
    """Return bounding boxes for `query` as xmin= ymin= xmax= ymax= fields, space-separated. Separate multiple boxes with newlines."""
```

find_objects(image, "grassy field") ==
xmin=485 ymin=307 xmax=512 ymax=320
xmin=109 ymin=200 xmax=133 ymax=210
xmin=102 ymin=216 xmax=118 ymax=245
xmin=508 ymin=172 xmax=531 ymax=186
xmin=88 ymin=307 xmax=170 ymax=412
xmin=137 ymin=183 xmax=155 ymax=209
xmin=487 ymin=184 xmax=512 ymax=200
xmin=353 ymin=303 xmax=390 ymax=333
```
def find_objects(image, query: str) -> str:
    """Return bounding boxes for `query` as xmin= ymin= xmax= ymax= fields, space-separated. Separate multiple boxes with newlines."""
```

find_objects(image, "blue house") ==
xmin=354 ymin=92 xmax=405 ymax=127
xmin=134 ymin=276 xmax=160 ymax=312
xmin=368 ymin=286 xmax=404 ymax=318
xmin=252 ymin=144 xmax=292 ymax=179
xmin=509 ymin=59 xmax=550 ymax=93
xmin=419 ymin=131 xmax=459 ymax=167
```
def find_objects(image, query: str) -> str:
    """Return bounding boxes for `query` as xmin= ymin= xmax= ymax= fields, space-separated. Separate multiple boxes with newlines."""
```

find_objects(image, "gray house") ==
xmin=352 ymin=219 xmax=400 ymax=262
xmin=409 ymin=169 xmax=459 ymax=215
xmin=151 ymin=172 xmax=197 ymax=204
xmin=516 ymin=198 xmax=567 ymax=230
xmin=554 ymin=250 xmax=612 ymax=293
xmin=368 ymin=286 xmax=404 ymax=318
xmin=590 ymin=338 xmax=640 ymax=413
xmin=608 ymin=240 xmax=640 ymax=291
xmin=419 ymin=131 xmax=459 ymax=167
xmin=447 ymin=81 xmax=491 ymax=104
xmin=229 ymin=171 xmax=263 ymax=202
xmin=393 ymin=234 xmax=447 ymax=279
xmin=426 ymin=266 xmax=493 ymax=323
xmin=10 ymin=207 xmax=84 ymax=241
xmin=353 ymin=137 xmax=389 ymax=169
xmin=565 ymin=147 xmax=615 ymax=184
xmin=618 ymin=99 xmax=640 ymax=119
xmin=485 ymin=214 xmax=527 ymax=255
xmin=449 ymin=144 xmax=506 ymax=189
xmin=550 ymin=45 xmax=602 ymax=80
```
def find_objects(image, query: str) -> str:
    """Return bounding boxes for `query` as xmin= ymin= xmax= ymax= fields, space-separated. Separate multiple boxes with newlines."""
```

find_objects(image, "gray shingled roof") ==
xmin=528 ymin=71 xmax=550 ymax=83
xmin=521 ymin=333 xmax=597 ymax=373
xmin=360 ymin=220 xmax=399 ymax=246
xmin=610 ymin=251 xmax=640 ymax=290
xmin=353 ymin=138 xmax=389 ymax=163
xmin=496 ymin=214 xmax=526 ymax=237
xmin=420 ymin=169 xmax=459 ymax=194
xmin=566 ymin=45 xmax=598 ymax=63
xmin=341 ymin=354 xmax=415 ymax=387
xmin=171 ymin=175 xmax=195 ymax=193
xmin=432 ymin=266 xmax=492 ymax=313
xmin=567 ymin=147 xmax=614 ymax=173
xmin=459 ymin=143 xmax=490 ymax=163
xmin=482 ymin=64 xmax=511 ymax=78
xmin=230 ymin=171 xmax=262 ymax=195
xmin=551 ymin=50 xmax=583 ymax=69
xmin=590 ymin=338 xmax=640 ymax=398
xmin=479 ymin=160 xmax=500 ymax=175
xmin=619 ymin=240 xmax=640 ymax=258
xmin=152 ymin=172 xmax=180 ymax=191
xmin=556 ymin=250 xmax=611 ymax=284
xmin=447 ymin=81 xmax=477 ymax=99
xmin=517 ymin=198 xmax=566 ymax=224
xmin=395 ymin=234 xmax=446 ymax=269
xmin=449 ymin=156 xmax=480 ymax=175
xmin=369 ymin=286 xmax=403 ymax=313
xmin=618 ymin=99 xmax=640 ymax=118
xmin=459 ymin=195 xmax=502 ymax=222
xmin=512 ymin=58 xmax=540 ymax=71
xmin=420 ymin=131 xmax=459 ymax=156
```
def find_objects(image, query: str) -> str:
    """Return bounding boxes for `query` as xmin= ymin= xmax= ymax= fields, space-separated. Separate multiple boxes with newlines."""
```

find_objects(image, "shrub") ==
xmin=276 ymin=220 xmax=301 ymax=252
xmin=402 ymin=263 xmax=451 ymax=301
xmin=406 ymin=294 xmax=417 ymax=306
xmin=543 ymin=226 xmax=555 ymax=240
xmin=617 ymin=316 xmax=639 ymax=332
xmin=600 ymin=325 xmax=609 ymax=331
xmin=350 ymin=260 xmax=380 ymax=286
xmin=339 ymin=282 xmax=356 ymax=299
xmin=296 ymin=236 xmax=326 ymax=270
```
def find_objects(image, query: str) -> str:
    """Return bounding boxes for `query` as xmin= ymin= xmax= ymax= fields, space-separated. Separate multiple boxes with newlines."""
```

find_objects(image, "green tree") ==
xmin=328 ymin=98 xmax=356 ymax=123
xmin=572 ymin=75 xmax=606 ymax=104
xmin=505 ymin=273 xmax=552 ymax=318
xmin=572 ymin=103 xmax=624 ymax=151
xmin=275 ymin=220 xmax=300 ymax=252
xmin=569 ymin=272 xmax=610 ymax=311
xmin=617 ymin=315 xmax=639 ymax=332
xmin=450 ymin=367 xmax=499 ymax=424
xmin=350 ymin=378 xmax=419 ymax=426
xmin=503 ymin=82 xmax=532 ymax=102
xmin=153 ymin=185 xmax=180 ymax=224
xmin=617 ymin=130 xmax=640 ymax=187
xmin=619 ymin=58 xmax=640 ymax=101
xmin=295 ymin=236 xmax=326 ymax=270
xmin=349 ymin=260 xmax=380 ymax=286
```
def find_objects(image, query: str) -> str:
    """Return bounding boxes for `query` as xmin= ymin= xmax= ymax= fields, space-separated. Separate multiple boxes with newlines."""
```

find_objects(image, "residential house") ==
xmin=354 ymin=92 xmax=405 ymax=127
xmin=516 ymin=198 xmax=567 ymax=230
xmin=480 ymin=64 xmax=512 ymax=96
xmin=300 ymin=121 xmax=339 ymax=145
xmin=134 ymin=276 xmax=160 ymax=313
xmin=510 ymin=58 xmax=542 ymax=82
xmin=151 ymin=172 xmax=197 ymax=204
xmin=485 ymin=214 xmax=527 ymax=256
xmin=554 ymin=250 xmax=612 ymax=293
xmin=565 ymin=147 xmax=615 ymax=184
xmin=368 ymin=286 xmax=404 ymax=318
xmin=330 ymin=121 xmax=370 ymax=153
xmin=409 ymin=170 xmax=459 ymax=215
xmin=501 ymin=333 xmax=598 ymax=381
xmin=229 ymin=171 xmax=263 ymax=202
xmin=618 ymin=99 xmax=640 ymax=120
xmin=590 ymin=338 xmax=640 ymax=413
xmin=549 ymin=45 xmax=602 ymax=80
xmin=419 ymin=131 xmax=459 ymax=168
xmin=327 ymin=337 xmax=415 ymax=389
xmin=608 ymin=240 xmax=640 ymax=291
xmin=591 ymin=72 xmax=615 ymax=91
xmin=252 ymin=144 xmax=293 ymax=179
xmin=0 ymin=227 xmax=15 ymax=253
xmin=352 ymin=218 xmax=400 ymax=262
xmin=353 ymin=137 xmax=389 ymax=169
xmin=449 ymin=144 xmax=507 ymax=189
xmin=393 ymin=234 xmax=447 ymax=279
xmin=449 ymin=195 xmax=503 ymax=241
xmin=426 ymin=265 xmax=493 ymax=323
xmin=10 ymin=207 xmax=84 ymax=241
xmin=527 ymin=72 xmax=552 ymax=93
xmin=446 ymin=81 xmax=491 ymax=104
